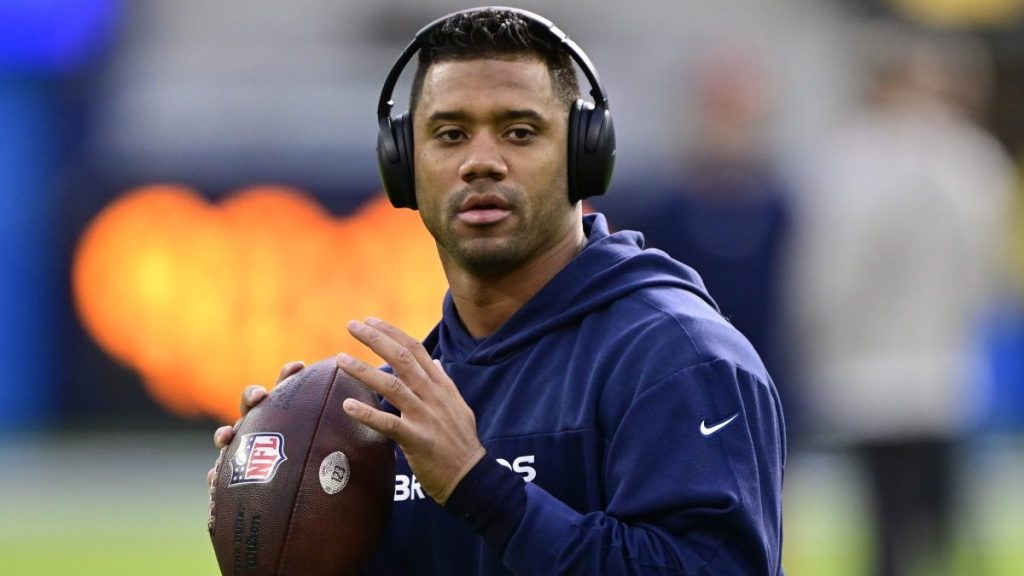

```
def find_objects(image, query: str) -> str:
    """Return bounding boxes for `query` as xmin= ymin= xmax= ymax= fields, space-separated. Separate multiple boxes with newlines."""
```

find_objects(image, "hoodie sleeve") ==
xmin=449 ymin=358 xmax=786 ymax=575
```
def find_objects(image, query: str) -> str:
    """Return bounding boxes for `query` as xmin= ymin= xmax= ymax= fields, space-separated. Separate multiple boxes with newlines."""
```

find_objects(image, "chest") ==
xmin=402 ymin=352 xmax=616 ymax=511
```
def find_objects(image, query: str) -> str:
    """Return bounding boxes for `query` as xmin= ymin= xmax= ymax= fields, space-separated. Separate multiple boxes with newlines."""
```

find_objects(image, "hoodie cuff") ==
xmin=444 ymin=455 xmax=527 ymax=554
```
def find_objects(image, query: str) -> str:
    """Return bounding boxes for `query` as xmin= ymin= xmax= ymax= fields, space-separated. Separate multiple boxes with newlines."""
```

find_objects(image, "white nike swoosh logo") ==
xmin=700 ymin=412 xmax=740 ymax=436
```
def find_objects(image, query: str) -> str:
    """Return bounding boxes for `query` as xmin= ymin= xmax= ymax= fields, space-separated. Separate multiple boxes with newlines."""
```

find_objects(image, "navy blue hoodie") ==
xmin=364 ymin=213 xmax=785 ymax=575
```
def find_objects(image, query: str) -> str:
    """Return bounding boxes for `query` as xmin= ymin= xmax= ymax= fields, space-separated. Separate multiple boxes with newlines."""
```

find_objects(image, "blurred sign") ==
xmin=891 ymin=0 xmax=1024 ymax=27
xmin=73 ymin=185 xmax=447 ymax=423
xmin=0 ymin=0 xmax=120 ymax=72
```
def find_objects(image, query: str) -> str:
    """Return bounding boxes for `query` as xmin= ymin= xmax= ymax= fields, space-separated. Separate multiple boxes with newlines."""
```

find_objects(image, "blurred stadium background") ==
xmin=2 ymin=0 xmax=1024 ymax=574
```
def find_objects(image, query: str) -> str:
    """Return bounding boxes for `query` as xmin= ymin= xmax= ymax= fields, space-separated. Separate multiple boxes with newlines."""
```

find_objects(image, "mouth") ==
xmin=456 ymin=193 xmax=512 ymax=226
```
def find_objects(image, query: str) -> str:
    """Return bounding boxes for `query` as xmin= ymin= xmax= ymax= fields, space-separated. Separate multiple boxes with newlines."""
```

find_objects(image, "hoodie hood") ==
xmin=428 ymin=213 xmax=719 ymax=365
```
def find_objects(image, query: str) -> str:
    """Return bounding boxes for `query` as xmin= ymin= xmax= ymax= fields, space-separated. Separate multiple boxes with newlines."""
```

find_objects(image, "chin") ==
xmin=452 ymin=240 xmax=527 ymax=275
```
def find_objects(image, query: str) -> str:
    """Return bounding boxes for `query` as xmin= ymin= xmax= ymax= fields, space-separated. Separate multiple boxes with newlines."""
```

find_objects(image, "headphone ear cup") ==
xmin=567 ymin=100 xmax=616 ymax=204
xmin=377 ymin=112 xmax=418 ymax=209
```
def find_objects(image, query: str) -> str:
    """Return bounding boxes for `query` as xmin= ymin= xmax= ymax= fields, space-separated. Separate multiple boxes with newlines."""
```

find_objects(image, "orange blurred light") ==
xmin=73 ymin=185 xmax=447 ymax=423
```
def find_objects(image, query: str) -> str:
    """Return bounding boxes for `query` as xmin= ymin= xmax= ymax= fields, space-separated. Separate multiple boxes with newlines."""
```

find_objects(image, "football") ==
xmin=208 ymin=358 xmax=395 ymax=576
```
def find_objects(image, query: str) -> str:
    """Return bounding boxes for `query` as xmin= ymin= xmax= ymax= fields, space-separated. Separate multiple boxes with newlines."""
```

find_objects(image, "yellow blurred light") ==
xmin=890 ymin=0 xmax=1024 ymax=27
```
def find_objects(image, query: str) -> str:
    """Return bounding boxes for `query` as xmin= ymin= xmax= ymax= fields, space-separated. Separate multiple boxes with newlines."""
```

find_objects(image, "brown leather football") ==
xmin=208 ymin=358 xmax=394 ymax=575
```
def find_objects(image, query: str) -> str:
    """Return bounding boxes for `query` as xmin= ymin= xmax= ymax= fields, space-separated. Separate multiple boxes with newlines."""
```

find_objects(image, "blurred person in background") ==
xmin=787 ymin=22 xmax=1015 ymax=576
xmin=624 ymin=43 xmax=797 ymax=436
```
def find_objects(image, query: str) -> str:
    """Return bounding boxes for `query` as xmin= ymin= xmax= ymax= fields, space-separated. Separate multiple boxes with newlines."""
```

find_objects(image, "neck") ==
xmin=442 ymin=220 xmax=586 ymax=339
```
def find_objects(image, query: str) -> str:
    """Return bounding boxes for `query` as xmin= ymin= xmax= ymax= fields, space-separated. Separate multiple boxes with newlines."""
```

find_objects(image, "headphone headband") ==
xmin=376 ymin=6 xmax=609 ymax=120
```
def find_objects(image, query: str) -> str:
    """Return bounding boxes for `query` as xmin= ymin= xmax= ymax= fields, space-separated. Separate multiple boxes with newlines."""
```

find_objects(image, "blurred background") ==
xmin=2 ymin=0 xmax=1023 ymax=574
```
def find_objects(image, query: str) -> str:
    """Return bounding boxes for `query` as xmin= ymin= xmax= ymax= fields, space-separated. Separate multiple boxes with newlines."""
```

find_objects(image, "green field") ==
xmin=2 ymin=433 xmax=1022 ymax=575
xmin=0 ymin=433 xmax=219 ymax=575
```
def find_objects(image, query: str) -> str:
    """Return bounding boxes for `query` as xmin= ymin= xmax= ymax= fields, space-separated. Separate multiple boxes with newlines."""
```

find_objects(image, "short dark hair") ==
xmin=409 ymin=8 xmax=581 ymax=116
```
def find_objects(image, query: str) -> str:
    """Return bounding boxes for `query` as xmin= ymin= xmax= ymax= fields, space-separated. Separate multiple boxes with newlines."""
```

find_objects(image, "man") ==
xmin=623 ymin=42 xmax=796 ymax=437
xmin=788 ymin=24 xmax=1012 ymax=576
xmin=211 ymin=7 xmax=785 ymax=574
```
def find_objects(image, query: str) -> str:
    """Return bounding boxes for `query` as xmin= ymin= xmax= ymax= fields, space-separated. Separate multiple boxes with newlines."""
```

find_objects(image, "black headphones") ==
xmin=376 ymin=6 xmax=616 ymax=210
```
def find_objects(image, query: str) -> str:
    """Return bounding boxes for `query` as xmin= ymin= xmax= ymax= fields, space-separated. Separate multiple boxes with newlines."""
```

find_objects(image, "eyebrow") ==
xmin=426 ymin=108 xmax=548 ymax=124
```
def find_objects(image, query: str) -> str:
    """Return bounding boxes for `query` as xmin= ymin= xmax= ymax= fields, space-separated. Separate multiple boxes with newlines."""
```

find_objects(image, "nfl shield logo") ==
xmin=230 ymin=432 xmax=288 ymax=485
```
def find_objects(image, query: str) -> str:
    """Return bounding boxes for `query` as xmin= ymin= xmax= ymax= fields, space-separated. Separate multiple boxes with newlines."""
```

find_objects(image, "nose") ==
xmin=459 ymin=134 xmax=507 ymax=184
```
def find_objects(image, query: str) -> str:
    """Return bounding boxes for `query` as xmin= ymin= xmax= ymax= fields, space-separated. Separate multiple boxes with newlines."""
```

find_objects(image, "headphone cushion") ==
xmin=567 ymin=100 xmax=583 ymax=204
xmin=398 ymin=113 xmax=416 ymax=209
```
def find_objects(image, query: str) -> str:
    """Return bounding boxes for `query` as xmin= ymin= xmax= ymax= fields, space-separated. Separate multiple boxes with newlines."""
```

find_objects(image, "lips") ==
xmin=457 ymin=193 xmax=511 ymax=225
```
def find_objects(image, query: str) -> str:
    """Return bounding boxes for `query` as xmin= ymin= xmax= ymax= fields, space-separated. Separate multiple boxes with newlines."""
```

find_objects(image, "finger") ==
xmin=277 ymin=361 xmax=305 ymax=384
xmin=213 ymin=425 xmax=236 ymax=449
xmin=428 ymin=354 xmax=452 ymax=385
xmin=342 ymin=398 xmax=407 ymax=443
xmin=347 ymin=320 xmax=430 ymax=385
xmin=430 ymin=356 xmax=454 ymax=383
xmin=337 ymin=353 xmax=418 ymax=412
xmin=239 ymin=385 xmax=267 ymax=415
xmin=207 ymin=467 xmax=217 ymax=486
xmin=365 ymin=317 xmax=443 ymax=381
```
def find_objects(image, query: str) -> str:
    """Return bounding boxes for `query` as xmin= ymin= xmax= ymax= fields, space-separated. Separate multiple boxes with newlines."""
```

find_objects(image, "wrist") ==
xmin=444 ymin=453 xmax=528 ymax=555
xmin=436 ymin=444 xmax=486 ymax=505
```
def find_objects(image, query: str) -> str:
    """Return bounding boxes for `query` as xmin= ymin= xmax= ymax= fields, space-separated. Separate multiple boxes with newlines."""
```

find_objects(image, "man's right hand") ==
xmin=206 ymin=361 xmax=306 ymax=486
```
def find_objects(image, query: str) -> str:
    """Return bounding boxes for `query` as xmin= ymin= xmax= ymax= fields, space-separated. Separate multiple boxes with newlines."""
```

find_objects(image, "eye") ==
xmin=435 ymin=128 xmax=467 ymax=143
xmin=505 ymin=126 xmax=536 ymax=143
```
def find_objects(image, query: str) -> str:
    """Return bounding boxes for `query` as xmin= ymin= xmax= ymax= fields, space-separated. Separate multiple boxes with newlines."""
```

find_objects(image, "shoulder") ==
xmin=588 ymin=286 xmax=785 ymax=467
xmin=573 ymin=280 xmax=775 ymax=428
xmin=601 ymin=284 xmax=769 ymax=384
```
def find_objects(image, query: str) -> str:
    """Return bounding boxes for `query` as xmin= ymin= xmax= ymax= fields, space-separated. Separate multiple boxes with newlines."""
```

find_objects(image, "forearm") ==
xmin=445 ymin=457 xmax=772 ymax=575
